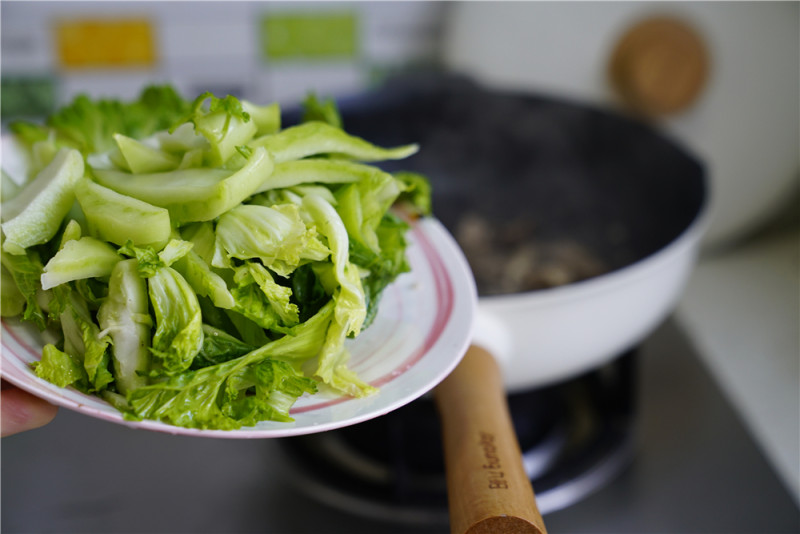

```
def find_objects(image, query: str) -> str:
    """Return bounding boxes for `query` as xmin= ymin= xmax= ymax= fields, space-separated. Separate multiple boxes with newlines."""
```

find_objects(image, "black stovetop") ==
xmin=2 ymin=319 xmax=798 ymax=533
xmin=277 ymin=345 xmax=639 ymax=524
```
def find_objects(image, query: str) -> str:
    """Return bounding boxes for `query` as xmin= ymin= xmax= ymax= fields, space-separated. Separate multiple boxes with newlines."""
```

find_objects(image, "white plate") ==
xmin=1 ymin=217 xmax=476 ymax=438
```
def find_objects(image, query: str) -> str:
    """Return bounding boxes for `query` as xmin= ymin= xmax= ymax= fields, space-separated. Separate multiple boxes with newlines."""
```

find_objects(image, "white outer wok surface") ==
xmin=475 ymin=211 xmax=708 ymax=391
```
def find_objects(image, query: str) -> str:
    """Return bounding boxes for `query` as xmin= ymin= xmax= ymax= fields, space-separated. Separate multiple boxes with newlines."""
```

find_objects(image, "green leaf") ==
xmin=172 ymin=247 xmax=236 ymax=310
xmin=242 ymin=100 xmax=281 ymax=136
xmin=1 ymin=148 xmax=84 ymax=255
xmin=249 ymin=121 xmax=418 ymax=164
xmin=126 ymin=302 xmax=334 ymax=429
xmin=92 ymin=146 xmax=274 ymax=224
xmin=254 ymin=159 xmax=385 ymax=194
xmin=43 ymin=95 xmax=127 ymax=155
xmin=183 ymin=92 xmax=256 ymax=167
xmin=327 ymin=361 xmax=378 ymax=398
xmin=232 ymin=262 xmax=299 ymax=328
xmin=244 ymin=262 xmax=299 ymax=326
xmin=73 ymin=277 xmax=107 ymax=310
xmin=70 ymin=86 xmax=189 ymax=155
xmin=58 ymin=289 xmax=114 ymax=392
xmin=301 ymin=194 xmax=370 ymax=392
xmin=131 ymin=85 xmax=193 ymax=139
xmin=351 ymin=213 xmax=411 ymax=329
xmin=0 ymin=249 xmax=46 ymax=329
xmin=302 ymin=194 xmax=366 ymax=336
xmin=8 ymin=121 xmax=51 ymax=151
xmin=179 ymin=221 xmax=216 ymax=263
xmin=33 ymin=344 xmax=89 ymax=390
xmin=394 ymin=171 xmax=433 ymax=217
xmin=0 ymin=263 xmax=25 ymax=317
xmin=119 ymin=241 xmax=163 ymax=278
xmin=158 ymin=239 xmax=194 ymax=267
xmin=224 ymin=308 xmax=272 ymax=347
xmin=155 ymin=122 xmax=208 ymax=154
xmin=301 ymin=93 xmax=342 ymax=128
xmin=97 ymin=259 xmax=152 ymax=394
xmin=57 ymin=219 xmax=83 ymax=250
xmin=75 ymin=178 xmax=171 ymax=249
xmin=148 ymin=265 xmax=204 ymax=375
xmin=289 ymin=263 xmax=330 ymax=322
xmin=214 ymin=203 xmax=329 ymax=277
xmin=1 ymin=169 xmax=23 ymax=203
xmin=193 ymin=324 xmax=255 ymax=368
xmin=128 ymin=356 xmax=317 ymax=429
xmin=313 ymin=318 xmax=377 ymax=398
xmin=335 ymin=170 xmax=405 ymax=253
xmin=112 ymin=133 xmax=180 ymax=173
xmin=40 ymin=236 xmax=121 ymax=290
xmin=229 ymin=282 xmax=285 ymax=334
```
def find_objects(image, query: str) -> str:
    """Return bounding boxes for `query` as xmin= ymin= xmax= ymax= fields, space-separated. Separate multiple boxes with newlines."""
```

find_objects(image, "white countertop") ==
xmin=676 ymin=222 xmax=799 ymax=504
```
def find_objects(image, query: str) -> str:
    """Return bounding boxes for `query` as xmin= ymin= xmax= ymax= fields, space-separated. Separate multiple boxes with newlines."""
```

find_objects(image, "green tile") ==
xmin=262 ymin=12 xmax=358 ymax=61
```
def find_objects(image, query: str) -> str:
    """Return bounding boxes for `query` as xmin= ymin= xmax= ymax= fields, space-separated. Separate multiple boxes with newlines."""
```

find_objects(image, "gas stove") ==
xmin=279 ymin=348 xmax=637 ymax=525
xmin=2 ymin=319 xmax=797 ymax=533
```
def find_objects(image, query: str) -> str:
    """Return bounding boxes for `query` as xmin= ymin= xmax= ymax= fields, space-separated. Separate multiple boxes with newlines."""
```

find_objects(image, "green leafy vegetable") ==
xmin=10 ymin=85 xmax=190 ymax=157
xmin=2 ymin=85 xmax=432 ymax=430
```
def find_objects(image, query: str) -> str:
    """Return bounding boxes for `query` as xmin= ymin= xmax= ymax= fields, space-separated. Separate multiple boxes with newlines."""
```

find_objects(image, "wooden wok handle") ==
xmin=434 ymin=345 xmax=547 ymax=534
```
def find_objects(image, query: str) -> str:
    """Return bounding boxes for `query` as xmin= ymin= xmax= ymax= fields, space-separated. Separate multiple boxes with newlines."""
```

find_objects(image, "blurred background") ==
xmin=2 ymin=2 xmax=798 ymax=532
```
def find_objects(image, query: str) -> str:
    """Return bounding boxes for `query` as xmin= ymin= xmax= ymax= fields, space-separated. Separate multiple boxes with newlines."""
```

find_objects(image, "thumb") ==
xmin=2 ymin=384 xmax=58 ymax=437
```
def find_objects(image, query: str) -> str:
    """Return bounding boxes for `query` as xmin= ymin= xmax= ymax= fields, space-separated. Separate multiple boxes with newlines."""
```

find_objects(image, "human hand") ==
xmin=2 ymin=380 xmax=58 ymax=437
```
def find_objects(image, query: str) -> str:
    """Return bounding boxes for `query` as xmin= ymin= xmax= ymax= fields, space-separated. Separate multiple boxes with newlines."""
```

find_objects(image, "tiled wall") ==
xmin=1 ymin=1 xmax=445 ymax=121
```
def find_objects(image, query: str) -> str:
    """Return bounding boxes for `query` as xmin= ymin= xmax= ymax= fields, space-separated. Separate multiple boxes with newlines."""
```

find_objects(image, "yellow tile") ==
xmin=56 ymin=19 xmax=155 ymax=68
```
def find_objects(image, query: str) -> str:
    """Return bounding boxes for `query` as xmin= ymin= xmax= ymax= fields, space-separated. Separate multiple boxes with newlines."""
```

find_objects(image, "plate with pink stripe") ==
xmin=1 ymin=217 xmax=476 ymax=438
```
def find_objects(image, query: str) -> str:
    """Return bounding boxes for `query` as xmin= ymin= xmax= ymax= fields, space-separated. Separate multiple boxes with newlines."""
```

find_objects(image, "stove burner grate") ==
xmin=280 ymin=350 xmax=638 ymax=525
